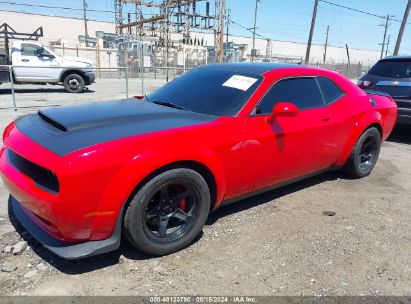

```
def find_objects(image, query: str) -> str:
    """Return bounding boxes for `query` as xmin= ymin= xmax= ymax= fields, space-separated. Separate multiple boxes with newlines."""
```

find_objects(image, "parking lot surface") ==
xmin=0 ymin=83 xmax=410 ymax=296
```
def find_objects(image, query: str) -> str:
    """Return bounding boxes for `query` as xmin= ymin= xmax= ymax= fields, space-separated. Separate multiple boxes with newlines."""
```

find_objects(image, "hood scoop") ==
xmin=38 ymin=111 xmax=68 ymax=132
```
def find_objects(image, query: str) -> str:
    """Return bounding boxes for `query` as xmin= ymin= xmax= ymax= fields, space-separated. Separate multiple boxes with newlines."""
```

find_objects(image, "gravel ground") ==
xmin=0 ymin=84 xmax=410 ymax=296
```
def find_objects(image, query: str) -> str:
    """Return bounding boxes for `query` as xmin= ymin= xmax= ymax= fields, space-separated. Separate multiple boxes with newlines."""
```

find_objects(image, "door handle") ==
xmin=22 ymin=59 xmax=29 ymax=62
xmin=322 ymin=116 xmax=331 ymax=122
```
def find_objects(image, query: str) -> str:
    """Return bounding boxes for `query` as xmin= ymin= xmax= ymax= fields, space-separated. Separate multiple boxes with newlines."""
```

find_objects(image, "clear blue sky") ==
xmin=1 ymin=0 xmax=410 ymax=53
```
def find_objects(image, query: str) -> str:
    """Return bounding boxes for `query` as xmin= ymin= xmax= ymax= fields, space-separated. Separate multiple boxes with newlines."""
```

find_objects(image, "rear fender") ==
xmin=335 ymin=110 xmax=382 ymax=167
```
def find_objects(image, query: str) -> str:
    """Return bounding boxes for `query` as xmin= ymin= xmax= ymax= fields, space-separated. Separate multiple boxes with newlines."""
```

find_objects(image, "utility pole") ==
xmin=251 ymin=0 xmax=261 ymax=62
xmin=394 ymin=0 xmax=411 ymax=55
xmin=83 ymin=0 xmax=89 ymax=46
xmin=226 ymin=8 xmax=231 ymax=50
xmin=305 ymin=0 xmax=319 ymax=65
xmin=345 ymin=44 xmax=350 ymax=77
xmin=380 ymin=14 xmax=390 ymax=59
xmin=323 ymin=25 xmax=330 ymax=64
xmin=385 ymin=35 xmax=391 ymax=57
xmin=217 ymin=0 xmax=225 ymax=63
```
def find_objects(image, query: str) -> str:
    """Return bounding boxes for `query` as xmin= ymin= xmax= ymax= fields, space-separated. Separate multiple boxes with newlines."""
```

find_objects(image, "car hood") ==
xmin=62 ymin=56 xmax=92 ymax=66
xmin=15 ymin=99 xmax=217 ymax=156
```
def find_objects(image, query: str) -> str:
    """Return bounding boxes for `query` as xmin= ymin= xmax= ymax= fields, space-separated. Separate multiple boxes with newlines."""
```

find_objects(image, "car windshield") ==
xmin=368 ymin=60 xmax=411 ymax=78
xmin=147 ymin=68 xmax=263 ymax=116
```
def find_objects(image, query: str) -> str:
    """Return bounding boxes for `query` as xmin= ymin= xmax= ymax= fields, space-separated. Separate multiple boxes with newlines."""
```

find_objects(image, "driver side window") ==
xmin=256 ymin=77 xmax=324 ymax=114
xmin=21 ymin=44 xmax=51 ymax=57
xmin=21 ymin=44 xmax=42 ymax=57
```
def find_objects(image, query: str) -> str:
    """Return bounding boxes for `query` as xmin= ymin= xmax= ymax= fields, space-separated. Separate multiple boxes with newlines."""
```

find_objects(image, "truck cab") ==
xmin=4 ymin=40 xmax=95 ymax=93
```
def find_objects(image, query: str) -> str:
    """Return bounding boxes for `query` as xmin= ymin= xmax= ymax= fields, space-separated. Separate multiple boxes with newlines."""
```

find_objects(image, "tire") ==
xmin=124 ymin=168 xmax=210 ymax=256
xmin=63 ymin=74 xmax=85 ymax=93
xmin=344 ymin=127 xmax=381 ymax=178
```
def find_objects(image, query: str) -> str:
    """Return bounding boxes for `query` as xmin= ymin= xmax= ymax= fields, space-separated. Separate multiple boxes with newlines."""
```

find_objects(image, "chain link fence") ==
xmin=0 ymin=65 xmax=192 ymax=109
xmin=0 ymin=52 xmax=372 ymax=110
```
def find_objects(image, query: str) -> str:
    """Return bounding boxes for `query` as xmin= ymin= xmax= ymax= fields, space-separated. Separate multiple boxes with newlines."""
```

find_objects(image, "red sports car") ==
xmin=0 ymin=63 xmax=397 ymax=259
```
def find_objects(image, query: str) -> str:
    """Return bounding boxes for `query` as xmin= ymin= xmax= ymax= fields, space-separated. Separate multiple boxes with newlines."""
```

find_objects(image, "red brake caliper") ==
xmin=177 ymin=186 xmax=187 ymax=211
xmin=179 ymin=198 xmax=187 ymax=211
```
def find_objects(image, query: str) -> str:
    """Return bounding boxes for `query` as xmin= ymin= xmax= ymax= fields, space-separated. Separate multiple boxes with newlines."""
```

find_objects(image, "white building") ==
xmin=0 ymin=10 xmax=381 ymax=66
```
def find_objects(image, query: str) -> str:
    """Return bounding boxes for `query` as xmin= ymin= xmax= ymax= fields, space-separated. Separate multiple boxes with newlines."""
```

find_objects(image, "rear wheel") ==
xmin=344 ymin=127 xmax=381 ymax=178
xmin=124 ymin=168 xmax=210 ymax=256
xmin=63 ymin=74 xmax=85 ymax=93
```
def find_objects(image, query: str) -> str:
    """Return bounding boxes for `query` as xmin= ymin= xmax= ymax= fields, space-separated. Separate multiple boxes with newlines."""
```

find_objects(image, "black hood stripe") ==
xmin=16 ymin=99 xmax=217 ymax=156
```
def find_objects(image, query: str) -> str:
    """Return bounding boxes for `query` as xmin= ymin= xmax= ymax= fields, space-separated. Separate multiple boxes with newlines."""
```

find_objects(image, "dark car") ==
xmin=358 ymin=56 xmax=411 ymax=125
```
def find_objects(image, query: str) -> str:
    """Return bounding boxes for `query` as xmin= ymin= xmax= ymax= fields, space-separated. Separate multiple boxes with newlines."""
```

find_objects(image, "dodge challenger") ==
xmin=0 ymin=63 xmax=397 ymax=259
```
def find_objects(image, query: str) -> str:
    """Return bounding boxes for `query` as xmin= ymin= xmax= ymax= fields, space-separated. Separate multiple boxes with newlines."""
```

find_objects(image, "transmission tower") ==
xmin=264 ymin=38 xmax=272 ymax=62
xmin=114 ymin=0 xmax=123 ymax=35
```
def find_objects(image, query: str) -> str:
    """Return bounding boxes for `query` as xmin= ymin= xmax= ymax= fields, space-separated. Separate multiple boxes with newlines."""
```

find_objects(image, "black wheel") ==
xmin=124 ymin=168 xmax=210 ymax=256
xmin=344 ymin=127 xmax=381 ymax=178
xmin=63 ymin=74 xmax=85 ymax=93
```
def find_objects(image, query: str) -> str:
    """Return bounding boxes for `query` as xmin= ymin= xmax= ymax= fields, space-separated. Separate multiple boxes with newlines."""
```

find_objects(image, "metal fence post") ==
xmin=8 ymin=66 xmax=16 ymax=110
xmin=125 ymin=67 xmax=129 ymax=99
xmin=141 ymin=43 xmax=145 ymax=96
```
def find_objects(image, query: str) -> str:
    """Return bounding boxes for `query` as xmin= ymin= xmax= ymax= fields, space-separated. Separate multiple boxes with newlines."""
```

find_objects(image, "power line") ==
xmin=319 ymin=0 xmax=411 ymax=25
xmin=230 ymin=19 xmax=267 ymax=39
xmin=0 ymin=0 xmax=154 ymax=15
xmin=318 ymin=0 xmax=384 ymax=19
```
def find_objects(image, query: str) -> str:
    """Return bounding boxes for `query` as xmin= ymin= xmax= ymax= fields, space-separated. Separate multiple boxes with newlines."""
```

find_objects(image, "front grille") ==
xmin=6 ymin=149 xmax=59 ymax=193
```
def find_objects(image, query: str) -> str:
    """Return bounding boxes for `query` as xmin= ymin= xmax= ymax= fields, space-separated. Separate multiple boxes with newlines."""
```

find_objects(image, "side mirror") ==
xmin=38 ymin=50 xmax=55 ymax=59
xmin=267 ymin=102 xmax=299 ymax=123
xmin=42 ymin=54 xmax=55 ymax=59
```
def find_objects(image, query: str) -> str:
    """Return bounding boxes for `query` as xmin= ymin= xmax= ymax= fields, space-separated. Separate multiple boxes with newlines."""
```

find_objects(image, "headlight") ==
xmin=2 ymin=121 xmax=15 ymax=142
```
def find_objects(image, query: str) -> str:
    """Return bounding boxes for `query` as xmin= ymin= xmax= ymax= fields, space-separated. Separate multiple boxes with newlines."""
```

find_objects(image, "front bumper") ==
xmin=396 ymin=107 xmax=411 ymax=125
xmin=10 ymin=195 xmax=121 ymax=260
xmin=394 ymin=98 xmax=411 ymax=125
xmin=85 ymin=71 xmax=96 ymax=84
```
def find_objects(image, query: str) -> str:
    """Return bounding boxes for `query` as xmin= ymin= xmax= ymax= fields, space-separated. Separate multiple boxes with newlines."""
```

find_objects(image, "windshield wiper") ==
xmin=152 ymin=100 xmax=191 ymax=112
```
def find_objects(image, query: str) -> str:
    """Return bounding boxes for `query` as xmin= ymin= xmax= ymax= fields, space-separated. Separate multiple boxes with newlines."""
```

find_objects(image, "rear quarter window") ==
xmin=316 ymin=77 xmax=345 ymax=104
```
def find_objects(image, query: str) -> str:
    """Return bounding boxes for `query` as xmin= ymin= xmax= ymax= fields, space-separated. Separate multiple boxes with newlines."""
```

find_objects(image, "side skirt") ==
xmin=218 ymin=167 xmax=337 ymax=208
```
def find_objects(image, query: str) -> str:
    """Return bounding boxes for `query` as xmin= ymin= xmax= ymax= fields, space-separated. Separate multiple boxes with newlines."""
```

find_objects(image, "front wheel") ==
xmin=344 ymin=127 xmax=381 ymax=178
xmin=63 ymin=74 xmax=85 ymax=93
xmin=124 ymin=168 xmax=210 ymax=256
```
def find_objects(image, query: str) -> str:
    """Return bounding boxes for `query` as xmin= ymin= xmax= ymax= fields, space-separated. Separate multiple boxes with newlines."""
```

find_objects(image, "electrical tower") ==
xmin=214 ymin=0 xmax=224 ymax=62
xmin=114 ymin=0 xmax=124 ymax=35
xmin=114 ymin=0 xmax=217 ymax=66
xmin=264 ymin=38 xmax=272 ymax=62
xmin=114 ymin=1 xmax=216 ymax=42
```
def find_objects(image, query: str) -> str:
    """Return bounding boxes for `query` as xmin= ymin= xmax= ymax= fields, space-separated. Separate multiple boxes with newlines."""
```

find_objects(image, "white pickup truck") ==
xmin=0 ymin=41 xmax=95 ymax=93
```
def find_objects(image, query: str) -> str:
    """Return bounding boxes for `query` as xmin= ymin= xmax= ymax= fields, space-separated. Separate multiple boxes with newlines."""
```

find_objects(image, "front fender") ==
xmin=91 ymin=145 xmax=227 ymax=238
xmin=335 ymin=110 xmax=382 ymax=167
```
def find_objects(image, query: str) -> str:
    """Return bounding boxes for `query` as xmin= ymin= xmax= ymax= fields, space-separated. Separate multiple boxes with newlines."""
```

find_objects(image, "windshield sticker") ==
xmin=223 ymin=75 xmax=258 ymax=91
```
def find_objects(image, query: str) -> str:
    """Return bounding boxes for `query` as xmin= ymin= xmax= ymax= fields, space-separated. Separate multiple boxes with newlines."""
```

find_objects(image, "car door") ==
xmin=13 ymin=43 xmax=59 ymax=82
xmin=239 ymin=77 xmax=336 ymax=193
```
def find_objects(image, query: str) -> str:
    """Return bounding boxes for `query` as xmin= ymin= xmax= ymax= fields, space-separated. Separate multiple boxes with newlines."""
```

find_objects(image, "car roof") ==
xmin=198 ymin=62 xmax=300 ymax=76
xmin=380 ymin=56 xmax=411 ymax=62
